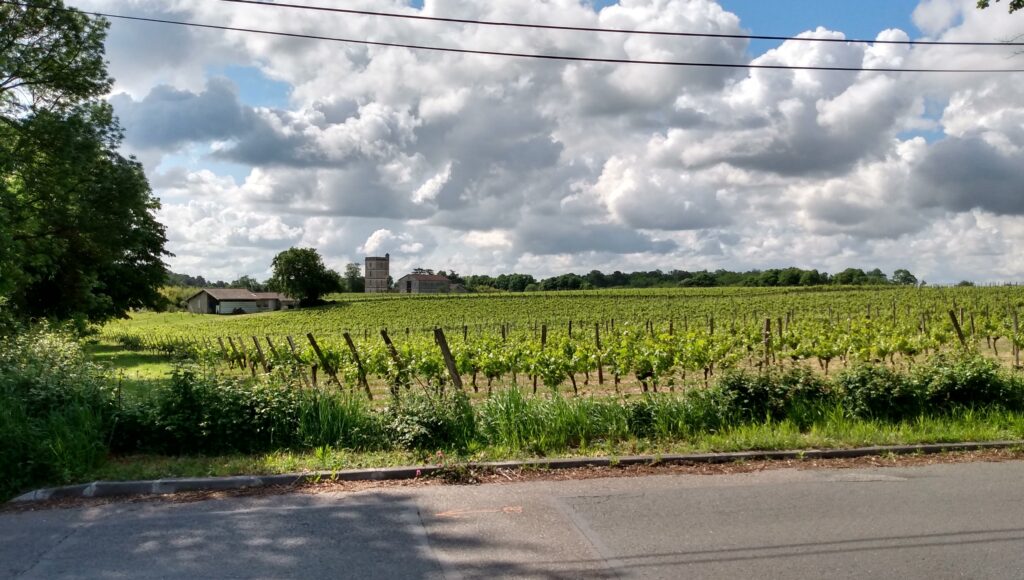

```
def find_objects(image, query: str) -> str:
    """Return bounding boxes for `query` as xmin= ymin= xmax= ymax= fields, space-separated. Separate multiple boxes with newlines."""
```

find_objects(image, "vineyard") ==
xmin=102 ymin=286 xmax=1024 ymax=398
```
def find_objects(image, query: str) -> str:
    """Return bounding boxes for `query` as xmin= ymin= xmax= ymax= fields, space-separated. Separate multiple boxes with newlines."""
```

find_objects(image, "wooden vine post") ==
xmin=216 ymin=337 xmax=229 ymax=363
xmin=251 ymin=336 xmax=269 ymax=373
xmin=1014 ymin=310 xmax=1020 ymax=368
xmin=306 ymin=333 xmax=344 ymax=390
xmin=947 ymin=310 xmax=967 ymax=349
xmin=285 ymin=335 xmax=313 ymax=389
xmin=343 ymin=332 xmax=373 ymax=399
xmin=595 ymin=322 xmax=604 ymax=386
xmin=236 ymin=336 xmax=255 ymax=376
xmin=265 ymin=336 xmax=279 ymax=362
xmin=433 ymin=328 xmax=464 ymax=391
xmin=380 ymin=329 xmax=408 ymax=397
xmin=226 ymin=337 xmax=244 ymax=370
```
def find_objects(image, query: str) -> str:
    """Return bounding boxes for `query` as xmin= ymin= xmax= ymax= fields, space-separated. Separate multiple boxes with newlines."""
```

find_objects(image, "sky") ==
xmin=70 ymin=0 xmax=1024 ymax=283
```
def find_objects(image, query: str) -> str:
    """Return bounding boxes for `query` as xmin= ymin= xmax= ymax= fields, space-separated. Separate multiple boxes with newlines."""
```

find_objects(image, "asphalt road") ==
xmin=4 ymin=461 xmax=1024 ymax=579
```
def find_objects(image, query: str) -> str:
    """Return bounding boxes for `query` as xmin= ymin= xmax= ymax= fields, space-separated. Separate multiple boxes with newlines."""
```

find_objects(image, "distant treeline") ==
xmin=168 ymin=266 xmax=922 ymax=295
xmin=461 ymin=267 xmax=919 ymax=291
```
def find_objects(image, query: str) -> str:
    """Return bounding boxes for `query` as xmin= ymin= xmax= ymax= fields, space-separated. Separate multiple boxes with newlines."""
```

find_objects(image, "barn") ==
xmin=395 ymin=273 xmax=452 ymax=294
xmin=186 ymin=289 xmax=298 ymax=314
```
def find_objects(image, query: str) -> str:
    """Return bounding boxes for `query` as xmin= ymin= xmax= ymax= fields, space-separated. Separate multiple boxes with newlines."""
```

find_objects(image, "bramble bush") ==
xmin=0 ymin=329 xmax=115 ymax=499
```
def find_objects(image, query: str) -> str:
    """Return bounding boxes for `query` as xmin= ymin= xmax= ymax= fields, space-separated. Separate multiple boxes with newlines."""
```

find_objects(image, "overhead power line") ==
xmin=7 ymin=2 xmax=1024 ymax=73
xmin=216 ymin=0 xmax=1024 ymax=47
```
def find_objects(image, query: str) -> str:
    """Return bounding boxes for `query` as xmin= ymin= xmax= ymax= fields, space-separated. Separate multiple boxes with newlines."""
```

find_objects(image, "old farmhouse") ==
xmin=395 ymin=273 xmax=452 ymax=294
xmin=186 ymin=289 xmax=298 ymax=314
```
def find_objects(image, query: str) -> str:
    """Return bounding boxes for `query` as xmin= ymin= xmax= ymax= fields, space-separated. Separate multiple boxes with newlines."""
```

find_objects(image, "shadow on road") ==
xmin=2 ymin=490 xmax=607 ymax=579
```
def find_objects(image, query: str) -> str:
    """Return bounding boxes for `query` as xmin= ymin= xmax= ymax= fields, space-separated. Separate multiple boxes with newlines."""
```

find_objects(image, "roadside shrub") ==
xmin=912 ymin=354 xmax=1012 ymax=411
xmin=155 ymin=365 xmax=302 ymax=454
xmin=383 ymin=390 xmax=476 ymax=452
xmin=0 ymin=329 xmax=115 ymax=500
xmin=836 ymin=364 xmax=924 ymax=420
xmin=717 ymin=367 xmax=832 ymax=425
xmin=108 ymin=398 xmax=163 ymax=454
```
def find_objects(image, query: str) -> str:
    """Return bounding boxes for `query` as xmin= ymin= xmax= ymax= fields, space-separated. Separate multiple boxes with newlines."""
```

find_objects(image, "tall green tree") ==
xmin=892 ymin=269 xmax=918 ymax=286
xmin=2 ymin=1 xmax=169 ymax=324
xmin=268 ymin=248 xmax=342 ymax=305
xmin=343 ymin=263 xmax=364 ymax=293
xmin=229 ymin=275 xmax=266 ymax=292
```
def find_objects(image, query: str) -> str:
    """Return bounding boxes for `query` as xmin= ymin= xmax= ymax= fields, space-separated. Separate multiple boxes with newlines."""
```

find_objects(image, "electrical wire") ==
xmin=6 ymin=1 xmax=1024 ymax=73
xmin=216 ymin=0 xmax=1024 ymax=47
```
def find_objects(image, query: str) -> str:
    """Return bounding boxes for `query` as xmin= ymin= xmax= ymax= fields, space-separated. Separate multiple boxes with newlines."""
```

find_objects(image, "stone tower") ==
xmin=364 ymin=253 xmax=390 ymax=293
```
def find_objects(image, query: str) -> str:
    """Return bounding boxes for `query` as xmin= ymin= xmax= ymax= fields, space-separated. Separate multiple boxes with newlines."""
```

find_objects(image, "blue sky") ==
xmin=715 ymin=0 xmax=922 ymax=53
xmin=414 ymin=0 xmax=924 ymax=51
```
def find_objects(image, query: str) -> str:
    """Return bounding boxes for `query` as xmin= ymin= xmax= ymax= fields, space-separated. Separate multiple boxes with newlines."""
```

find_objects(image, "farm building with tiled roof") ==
xmin=185 ymin=288 xmax=297 ymax=315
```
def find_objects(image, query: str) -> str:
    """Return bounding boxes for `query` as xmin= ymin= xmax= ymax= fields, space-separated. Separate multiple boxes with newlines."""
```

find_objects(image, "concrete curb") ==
xmin=12 ymin=440 xmax=1024 ymax=503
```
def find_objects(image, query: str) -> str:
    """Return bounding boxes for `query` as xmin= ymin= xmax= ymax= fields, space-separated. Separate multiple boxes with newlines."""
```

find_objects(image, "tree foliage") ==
xmin=268 ymin=248 xmax=342 ymax=305
xmin=1 ymin=1 xmax=168 ymax=324
xmin=977 ymin=0 xmax=1024 ymax=12
xmin=892 ymin=269 xmax=918 ymax=286
xmin=461 ymin=267 xmax=918 ymax=292
xmin=344 ymin=263 xmax=365 ymax=293
xmin=0 ymin=0 xmax=111 ymax=116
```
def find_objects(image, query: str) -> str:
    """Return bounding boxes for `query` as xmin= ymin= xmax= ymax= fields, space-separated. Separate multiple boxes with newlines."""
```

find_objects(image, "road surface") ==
xmin=4 ymin=461 xmax=1024 ymax=579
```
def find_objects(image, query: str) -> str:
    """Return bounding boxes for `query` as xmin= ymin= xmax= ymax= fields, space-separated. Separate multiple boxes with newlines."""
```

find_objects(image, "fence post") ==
xmin=434 ymin=328 xmax=464 ymax=390
xmin=306 ymin=333 xmax=344 ymax=390
xmin=343 ymin=332 xmax=373 ymax=399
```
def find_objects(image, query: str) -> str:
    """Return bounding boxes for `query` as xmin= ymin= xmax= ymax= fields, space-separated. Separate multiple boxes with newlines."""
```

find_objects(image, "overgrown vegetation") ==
xmin=0 ymin=329 xmax=115 ymax=500
xmin=7 ymin=327 xmax=1024 ymax=501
